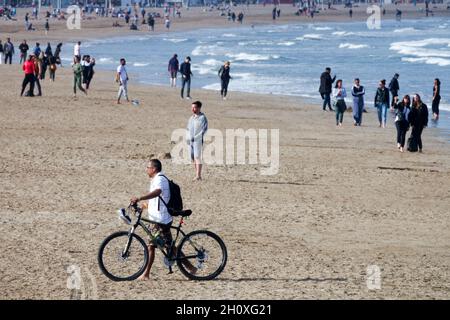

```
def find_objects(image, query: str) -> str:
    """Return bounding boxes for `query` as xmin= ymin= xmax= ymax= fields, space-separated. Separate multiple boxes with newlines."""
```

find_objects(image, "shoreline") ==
xmin=1 ymin=4 xmax=450 ymax=43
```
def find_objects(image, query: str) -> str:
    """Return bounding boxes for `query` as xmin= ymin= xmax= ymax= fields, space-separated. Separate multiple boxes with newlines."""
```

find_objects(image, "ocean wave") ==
xmin=222 ymin=33 xmax=237 ymax=37
xmin=393 ymin=27 xmax=418 ymax=33
xmin=313 ymin=27 xmax=333 ymax=31
xmin=191 ymin=65 xmax=215 ymax=75
xmin=390 ymin=38 xmax=450 ymax=58
xmin=97 ymin=57 xmax=114 ymax=64
xmin=163 ymin=38 xmax=188 ymax=43
xmin=192 ymin=44 xmax=222 ymax=56
xmin=226 ymin=53 xmax=279 ymax=61
xmin=339 ymin=43 xmax=369 ymax=49
xmin=133 ymin=62 xmax=150 ymax=67
xmin=401 ymin=57 xmax=450 ymax=67
xmin=296 ymin=34 xmax=323 ymax=41
xmin=201 ymin=59 xmax=224 ymax=68
xmin=278 ymin=41 xmax=296 ymax=46
xmin=332 ymin=31 xmax=355 ymax=37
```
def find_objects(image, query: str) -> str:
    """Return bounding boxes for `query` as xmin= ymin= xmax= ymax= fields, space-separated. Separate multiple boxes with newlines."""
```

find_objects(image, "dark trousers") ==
xmin=335 ymin=100 xmax=346 ymax=125
xmin=432 ymin=97 xmax=440 ymax=115
xmin=4 ymin=53 xmax=12 ymax=64
xmin=34 ymin=76 xmax=42 ymax=95
xmin=391 ymin=91 xmax=398 ymax=107
xmin=395 ymin=121 xmax=408 ymax=147
xmin=220 ymin=78 xmax=230 ymax=97
xmin=321 ymin=93 xmax=332 ymax=110
xmin=411 ymin=125 xmax=424 ymax=150
xmin=21 ymin=74 xmax=35 ymax=96
xmin=181 ymin=77 xmax=191 ymax=98
xmin=20 ymin=52 xmax=27 ymax=64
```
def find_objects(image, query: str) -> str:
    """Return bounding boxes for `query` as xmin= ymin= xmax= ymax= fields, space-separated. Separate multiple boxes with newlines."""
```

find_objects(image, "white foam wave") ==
xmin=163 ymin=38 xmax=188 ymax=43
xmin=339 ymin=43 xmax=369 ymax=49
xmin=332 ymin=31 xmax=355 ymax=37
xmin=393 ymin=27 xmax=417 ymax=33
xmin=97 ymin=57 xmax=114 ymax=64
xmin=202 ymin=59 xmax=222 ymax=66
xmin=314 ymin=27 xmax=332 ymax=31
xmin=222 ymin=33 xmax=237 ymax=37
xmin=192 ymin=44 xmax=221 ymax=56
xmin=401 ymin=57 xmax=450 ymax=66
xmin=390 ymin=38 xmax=450 ymax=59
xmin=226 ymin=53 xmax=278 ymax=61
xmin=278 ymin=41 xmax=296 ymax=46
xmin=297 ymin=34 xmax=323 ymax=41
xmin=133 ymin=62 xmax=150 ymax=67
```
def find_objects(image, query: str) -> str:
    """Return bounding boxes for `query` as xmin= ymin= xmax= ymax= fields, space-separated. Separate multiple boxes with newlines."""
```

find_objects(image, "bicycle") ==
xmin=98 ymin=203 xmax=227 ymax=281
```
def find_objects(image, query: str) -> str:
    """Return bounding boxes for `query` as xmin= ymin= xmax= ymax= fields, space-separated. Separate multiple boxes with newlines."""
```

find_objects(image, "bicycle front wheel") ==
xmin=98 ymin=231 xmax=148 ymax=281
xmin=176 ymin=230 xmax=227 ymax=281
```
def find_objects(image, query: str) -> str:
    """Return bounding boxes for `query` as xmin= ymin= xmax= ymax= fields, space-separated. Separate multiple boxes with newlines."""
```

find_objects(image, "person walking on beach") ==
xmin=432 ymin=78 xmax=441 ymax=121
xmin=319 ymin=67 xmax=336 ymax=111
xmin=148 ymin=15 xmax=155 ymax=31
xmin=180 ymin=56 xmax=193 ymax=100
xmin=0 ymin=40 xmax=3 ymax=65
xmin=19 ymin=40 xmax=29 ymax=64
xmin=374 ymin=79 xmax=390 ymax=128
xmin=408 ymin=94 xmax=428 ymax=153
xmin=54 ymin=43 xmax=63 ymax=66
xmin=165 ymin=18 xmax=171 ymax=30
xmin=33 ymin=53 xmax=42 ymax=96
xmin=388 ymin=73 xmax=400 ymax=108
xmin=351 ymin=78 xmax=365 ymax=126
xmin=33 ymin=42 xmax=41 ymax=57
xmin=3 ymin=38 xmax=15 ymax=64
xmin=116 ymin=58 xmax=129 ymax=104
xmin=48 ymin=53 xmax=57 ymax=82
xmin=72 ymin=56 xmax=87 ymax=97
xmin=393 ymin=95 xmax=411 ymax=153
xmin=168 ymin=54 xmax=179 ymax=87
xmin=218 ymin=61 xmax=232 ymax=100
xmin=44 ymin=18 xmax=50 ymax=35
xmin=130 ymin=159 xmax=198 ymax=281
xmin=187 ymin=101 xmax=208 ymax=181
xmin=74 ymin=41 xmax=81 ymax=60
xmin=333 ymin=79 xmax=347 ymax=126
xmin=82 ymin=55 xmax=95 ymax=91
xmin=20 ymin=55 xmax=35 ymax=97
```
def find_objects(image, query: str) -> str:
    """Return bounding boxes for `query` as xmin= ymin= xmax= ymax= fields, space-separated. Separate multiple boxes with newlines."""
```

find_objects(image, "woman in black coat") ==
xmin=393 ymin=95 xmax=411 ymax=152
xmin=408 ymin=94 xmax=428 ymax=153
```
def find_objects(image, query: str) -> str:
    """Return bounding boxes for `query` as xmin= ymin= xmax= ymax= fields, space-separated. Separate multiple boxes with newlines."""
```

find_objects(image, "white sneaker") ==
xmin=223 ymin=97 xmax=227 ymax=100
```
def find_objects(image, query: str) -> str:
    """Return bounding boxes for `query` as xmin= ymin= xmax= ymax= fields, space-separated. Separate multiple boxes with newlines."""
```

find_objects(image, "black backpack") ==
xmin=159 ymin=175 xmax=183 ymax=215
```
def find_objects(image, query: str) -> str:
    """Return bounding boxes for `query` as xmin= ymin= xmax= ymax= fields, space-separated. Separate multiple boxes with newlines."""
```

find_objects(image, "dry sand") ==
xmin=0 ymin=4 xmax=449 ymax=300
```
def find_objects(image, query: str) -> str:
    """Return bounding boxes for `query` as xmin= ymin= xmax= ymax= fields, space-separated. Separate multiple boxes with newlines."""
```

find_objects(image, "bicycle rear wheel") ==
xmin=176 ymin=230 xmax=227 ymax=281
xmin=98 ymin=231 xmax=148 ymax=281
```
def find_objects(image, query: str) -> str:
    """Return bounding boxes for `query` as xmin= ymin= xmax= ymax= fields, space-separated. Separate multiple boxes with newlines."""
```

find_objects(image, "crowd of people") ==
xmin=319 ymin=67 xmax=441 ymax=153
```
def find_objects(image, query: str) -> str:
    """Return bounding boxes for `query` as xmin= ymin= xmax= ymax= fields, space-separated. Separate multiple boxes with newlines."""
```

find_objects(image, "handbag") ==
xmin=407 ymin=135 xmax=418 ymax=152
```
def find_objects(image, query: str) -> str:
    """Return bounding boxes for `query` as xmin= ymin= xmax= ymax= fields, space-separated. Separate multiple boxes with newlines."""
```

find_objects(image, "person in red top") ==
xmin=21 ymin=55 xmax=36 ymax=97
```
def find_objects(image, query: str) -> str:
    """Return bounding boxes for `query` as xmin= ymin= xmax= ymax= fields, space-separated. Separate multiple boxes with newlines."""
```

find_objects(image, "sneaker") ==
xmin=223 ymin=97 xmax=227 ymax=100
xmin=186 ymin=96 xmax=192 ymax=100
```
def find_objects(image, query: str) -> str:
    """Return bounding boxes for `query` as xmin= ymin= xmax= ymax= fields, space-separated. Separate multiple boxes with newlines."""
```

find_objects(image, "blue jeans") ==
xmin=322 ymin=93 xmax=332 ymax=110
xmin=181 ymin=77 xmax=191 ymax=98
xmin=377 ymin=103 xmax=388 ymax=126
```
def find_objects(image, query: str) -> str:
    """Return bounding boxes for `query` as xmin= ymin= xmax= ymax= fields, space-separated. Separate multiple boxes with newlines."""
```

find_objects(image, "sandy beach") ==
xmin=0 ymin=4 xmax=450 ymax=300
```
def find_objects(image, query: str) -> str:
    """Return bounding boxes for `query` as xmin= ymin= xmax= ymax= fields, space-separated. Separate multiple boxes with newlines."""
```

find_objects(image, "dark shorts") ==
xmin=149 ymin=222 xmax=173 ymax=248
xmin=170 ymin=71 xmax=177 ymax=79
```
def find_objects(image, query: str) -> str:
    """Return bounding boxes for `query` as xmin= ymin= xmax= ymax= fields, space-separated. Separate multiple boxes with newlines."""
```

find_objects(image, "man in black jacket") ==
xmin=319 ymin=67 xmax=336 ymax=111
xmin=19 ymin=40 xmax=29 ymax=64
xmin=389 ymin=73 xmax=400 ymax=107
xmin=180 ymin=56 xmax=193 ymax=99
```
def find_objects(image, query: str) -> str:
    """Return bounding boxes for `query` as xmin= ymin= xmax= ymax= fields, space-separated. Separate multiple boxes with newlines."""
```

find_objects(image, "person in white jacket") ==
xmin=187 ymin=101 xmax=208 ymax=181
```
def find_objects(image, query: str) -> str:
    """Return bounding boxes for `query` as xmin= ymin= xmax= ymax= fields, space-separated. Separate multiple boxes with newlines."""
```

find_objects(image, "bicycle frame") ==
xmin=125 ymin=205 xmax=200 ymax=274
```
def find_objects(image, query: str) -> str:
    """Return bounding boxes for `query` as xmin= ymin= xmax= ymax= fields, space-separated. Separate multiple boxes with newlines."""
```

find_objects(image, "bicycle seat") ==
xmin=171 ymin=209 xmax=192 ymax=217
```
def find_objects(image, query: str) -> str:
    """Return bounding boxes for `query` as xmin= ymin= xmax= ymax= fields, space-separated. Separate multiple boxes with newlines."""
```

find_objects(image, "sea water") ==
xmin=63 ymin=18 xmax=450 ymax=139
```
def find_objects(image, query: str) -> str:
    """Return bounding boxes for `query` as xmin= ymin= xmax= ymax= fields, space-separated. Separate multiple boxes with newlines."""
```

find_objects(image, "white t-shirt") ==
xmin=117 ymin=64 xmax=128 ymax=83
xmin=148 ymin=172 xmax=172 ymax=224
xmin=74 ymin=43 xmax=80 ymax=56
